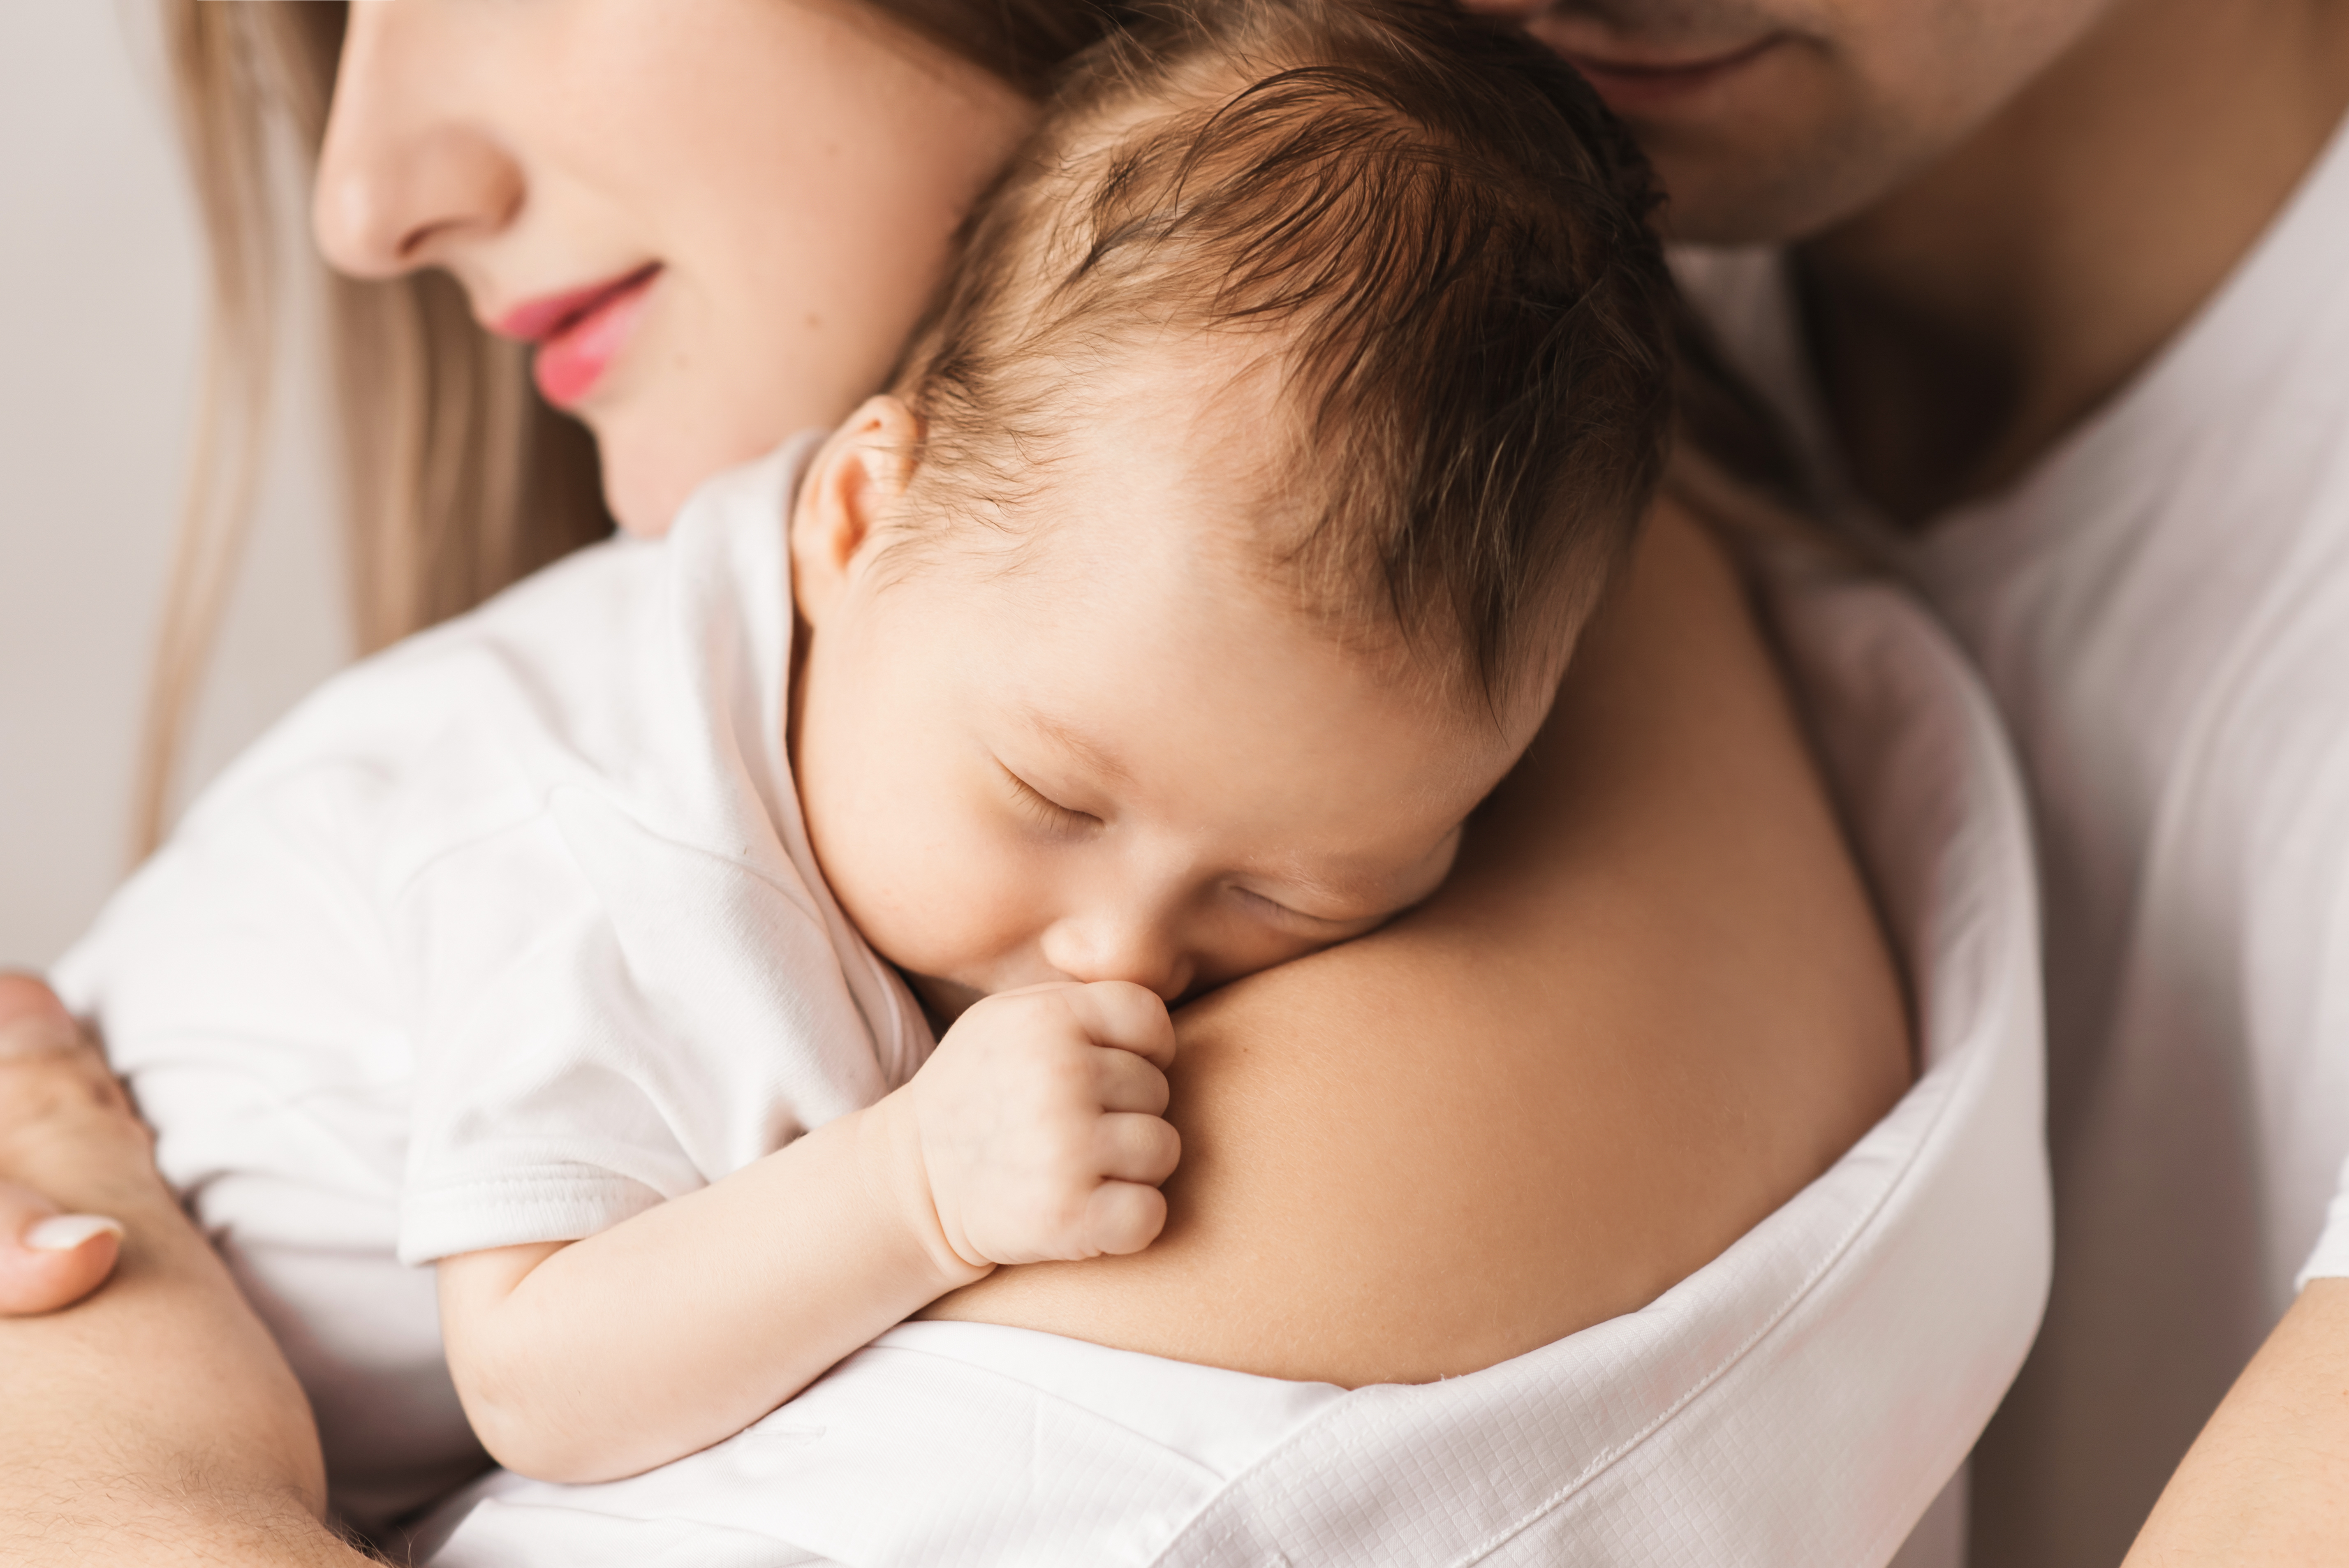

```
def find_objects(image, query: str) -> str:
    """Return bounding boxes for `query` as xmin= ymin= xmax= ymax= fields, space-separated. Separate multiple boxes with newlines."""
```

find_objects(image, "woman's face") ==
xmin=313 ymin=0 xmax=1037 ymax=535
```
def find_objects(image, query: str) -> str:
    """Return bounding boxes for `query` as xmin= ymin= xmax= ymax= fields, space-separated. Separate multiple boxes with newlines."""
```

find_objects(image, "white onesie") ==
xmin=53 ymin=435 xmax=934 ymax=1525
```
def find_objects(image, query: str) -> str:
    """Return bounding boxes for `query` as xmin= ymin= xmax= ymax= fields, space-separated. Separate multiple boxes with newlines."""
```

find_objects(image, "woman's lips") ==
xmin=490 ymin=264 xmax=662 ymax=410
xmin=1554 ymin=34 xmax=1785 ymax=114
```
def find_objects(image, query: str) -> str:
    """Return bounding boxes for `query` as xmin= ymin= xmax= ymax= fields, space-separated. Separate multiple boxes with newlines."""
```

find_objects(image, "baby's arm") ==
xmin=435 ymin=980 xmax=1179 ymax=1484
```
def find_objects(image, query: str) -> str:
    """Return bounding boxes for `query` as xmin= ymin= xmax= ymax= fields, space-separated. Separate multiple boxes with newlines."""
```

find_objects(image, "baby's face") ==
xmin=788 ymin=391 xmax=1551 ymax=1024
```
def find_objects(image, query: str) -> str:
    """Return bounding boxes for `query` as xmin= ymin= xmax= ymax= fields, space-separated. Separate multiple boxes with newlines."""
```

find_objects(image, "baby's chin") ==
xmin=905 ymin=971 xmax=986 ymax=1034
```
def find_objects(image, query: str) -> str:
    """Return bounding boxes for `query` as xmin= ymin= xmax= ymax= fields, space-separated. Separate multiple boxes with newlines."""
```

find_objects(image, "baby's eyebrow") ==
xmin=1015 ymin=705 xmax=1132 ymax=784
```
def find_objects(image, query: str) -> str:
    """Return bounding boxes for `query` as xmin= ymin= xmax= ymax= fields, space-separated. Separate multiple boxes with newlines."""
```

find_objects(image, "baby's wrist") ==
xmin=854 ymin=1095 xmax=992 ymax=1292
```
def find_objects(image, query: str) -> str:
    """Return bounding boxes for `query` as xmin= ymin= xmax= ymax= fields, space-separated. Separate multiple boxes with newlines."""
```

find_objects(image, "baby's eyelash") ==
xmin=1231 ymin=884 xmax=1362 ymax=934
xmin=1001 ymin=765 xmax=1097 ymax=832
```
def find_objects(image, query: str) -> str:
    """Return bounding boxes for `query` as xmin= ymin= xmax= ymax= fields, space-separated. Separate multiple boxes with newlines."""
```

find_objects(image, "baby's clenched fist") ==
xmin=895 ymin=981 xmax=1180 ymax=1270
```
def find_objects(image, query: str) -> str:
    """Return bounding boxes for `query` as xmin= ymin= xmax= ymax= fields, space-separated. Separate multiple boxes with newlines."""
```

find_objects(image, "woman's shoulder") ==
xmin=179 ymin=447 xmax=809 ymax=849
xmin=171 ymin=536 xmax=664 ymax=838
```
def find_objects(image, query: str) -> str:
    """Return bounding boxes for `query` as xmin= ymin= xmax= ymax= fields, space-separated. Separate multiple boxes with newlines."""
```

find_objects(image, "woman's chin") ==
xmin=596 ymin=419 xmax=808 ymax=539
xmin=595 ymin=445 xmax=694 ymax=540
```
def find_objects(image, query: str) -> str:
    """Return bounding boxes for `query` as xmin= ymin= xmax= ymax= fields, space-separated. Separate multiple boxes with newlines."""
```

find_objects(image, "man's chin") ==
xmin=1644 ymin=124 xmax=1935 ymax=248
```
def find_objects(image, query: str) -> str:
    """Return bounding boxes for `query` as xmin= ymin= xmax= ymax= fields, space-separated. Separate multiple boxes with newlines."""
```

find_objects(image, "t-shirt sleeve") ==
xmin=2276 ymin=720 xmax=2349 ymax=1290
xmin=2298 ymin=1186 xmax=2349 ymax=1286
xmin=2293 ymin=836 xmax=2349 ymax=1288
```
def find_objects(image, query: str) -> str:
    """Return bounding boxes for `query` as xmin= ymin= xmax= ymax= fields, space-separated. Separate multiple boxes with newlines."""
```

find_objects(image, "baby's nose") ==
xmin=1039 ymin=914 xmax=1194 ymax=1002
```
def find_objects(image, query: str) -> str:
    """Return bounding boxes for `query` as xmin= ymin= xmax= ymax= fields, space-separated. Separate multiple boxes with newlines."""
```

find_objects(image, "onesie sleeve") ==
xmin=51 ymin=754 xmax=414 ymax=1255
xmin=393 ymin=787 xmax=897 ymax=1266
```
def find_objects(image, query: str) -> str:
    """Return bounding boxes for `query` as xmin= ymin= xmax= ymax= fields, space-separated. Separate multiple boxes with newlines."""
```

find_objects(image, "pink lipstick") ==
xmin=491 ymin=264 xmax=662 ymax=410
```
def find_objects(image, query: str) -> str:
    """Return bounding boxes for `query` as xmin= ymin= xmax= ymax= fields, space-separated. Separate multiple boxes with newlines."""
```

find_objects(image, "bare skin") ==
xmin=2124 ymin=1281 xmax=2349 ymax=1565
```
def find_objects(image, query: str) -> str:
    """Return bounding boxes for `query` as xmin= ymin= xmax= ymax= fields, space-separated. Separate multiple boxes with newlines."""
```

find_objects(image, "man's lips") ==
xmin=1551 ymin=33 xmax=1785 ymax=111
xmin=489 ymin=264 xmax=662 ymax=409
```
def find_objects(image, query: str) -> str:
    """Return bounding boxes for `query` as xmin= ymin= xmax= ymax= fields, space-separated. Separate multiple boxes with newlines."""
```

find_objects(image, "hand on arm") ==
xmin=0 ymin=977 xmax=370 ymax=1568
xmin=437 ymin=978 xmax=1180 ymax=1484
xmin=2122 ymin=1280 xmax=2349 ymax=1566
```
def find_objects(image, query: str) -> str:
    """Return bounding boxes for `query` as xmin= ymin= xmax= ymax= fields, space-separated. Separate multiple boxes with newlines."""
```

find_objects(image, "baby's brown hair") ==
xmin=892 ymin=0 xmax=1676 ymax=710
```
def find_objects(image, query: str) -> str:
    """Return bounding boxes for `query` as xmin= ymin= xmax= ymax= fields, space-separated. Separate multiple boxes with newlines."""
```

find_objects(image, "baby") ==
xmin=56 ymin=0 xmax=1673 ymax=1519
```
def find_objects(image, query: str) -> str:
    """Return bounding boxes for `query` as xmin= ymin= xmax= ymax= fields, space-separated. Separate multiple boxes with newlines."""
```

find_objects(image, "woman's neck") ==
xmin=1794 ymin=0 xmax=2349 ymax=525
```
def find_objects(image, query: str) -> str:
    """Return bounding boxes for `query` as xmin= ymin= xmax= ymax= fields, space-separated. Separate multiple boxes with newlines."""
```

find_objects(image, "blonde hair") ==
xmin=143 ymin=2 xmax=607 ymax=853
xmin=144 ymin=0 xmax=1127 ymax=853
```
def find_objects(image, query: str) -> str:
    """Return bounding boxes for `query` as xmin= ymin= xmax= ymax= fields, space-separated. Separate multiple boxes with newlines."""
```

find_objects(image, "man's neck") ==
xmin=1795 ymin=0 xmax=2349 ymax=525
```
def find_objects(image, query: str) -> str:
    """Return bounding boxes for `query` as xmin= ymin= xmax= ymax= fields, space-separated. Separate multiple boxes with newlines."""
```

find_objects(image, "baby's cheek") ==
xmin=859 ymin=805 xmax=1047 ymax=987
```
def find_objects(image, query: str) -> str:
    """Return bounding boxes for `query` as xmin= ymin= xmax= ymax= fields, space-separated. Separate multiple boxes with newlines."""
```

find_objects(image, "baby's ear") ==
xmin=790 ymin=396 xmax=923 ymax=627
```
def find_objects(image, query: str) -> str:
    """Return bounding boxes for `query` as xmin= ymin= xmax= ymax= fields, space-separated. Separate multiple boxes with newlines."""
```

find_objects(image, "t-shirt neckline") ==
xmin=1775 ymin=104 xmax=2349 ymax=581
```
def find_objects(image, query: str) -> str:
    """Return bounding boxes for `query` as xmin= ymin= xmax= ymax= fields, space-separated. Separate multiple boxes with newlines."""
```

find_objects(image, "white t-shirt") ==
xmin=53 ymin=435 xmax=933 ymax=1524
xmin=1675 ymin=108 xmax=2349 ymax=1568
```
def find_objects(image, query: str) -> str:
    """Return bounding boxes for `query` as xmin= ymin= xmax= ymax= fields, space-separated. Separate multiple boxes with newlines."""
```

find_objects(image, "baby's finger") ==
xmin=1092 ymin=1111 xmax=1180 ymax=1186
xmin=1089 ymin=1045 xmax=1171 ymax=1116
xmin=1083 ymin=1179 xmax=1169 ymax=1257
xmin=0 ymin=1179 xmax=122 ymax=1317
xmin=1062 ymin=981 xmax=1177 ymax=1071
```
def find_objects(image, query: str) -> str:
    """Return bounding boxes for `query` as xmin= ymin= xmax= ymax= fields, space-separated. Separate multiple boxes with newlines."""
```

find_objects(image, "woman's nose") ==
xmin=311 ymin=4 xmax=523 ymax=280
xmin=1039 ymin=912 xmax=1196 ymax=1002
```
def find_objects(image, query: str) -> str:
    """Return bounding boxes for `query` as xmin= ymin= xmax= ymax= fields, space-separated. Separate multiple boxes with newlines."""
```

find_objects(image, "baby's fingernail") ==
xmin=23 ymin=1214 xmax=125 ymax=1252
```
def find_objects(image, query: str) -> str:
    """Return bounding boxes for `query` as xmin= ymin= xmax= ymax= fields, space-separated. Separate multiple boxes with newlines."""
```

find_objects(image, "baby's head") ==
xmin=789 ymin=0 xmax=1673 ymax=1020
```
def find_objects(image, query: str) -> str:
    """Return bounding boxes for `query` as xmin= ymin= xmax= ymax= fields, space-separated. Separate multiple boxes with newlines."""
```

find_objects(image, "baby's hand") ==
xmin=898 ymin=981 xmax=1180 ymax=1270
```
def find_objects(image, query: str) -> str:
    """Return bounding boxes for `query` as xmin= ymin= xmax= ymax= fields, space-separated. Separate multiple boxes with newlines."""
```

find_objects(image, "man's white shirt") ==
xmin=1676 ymin=106 xmax=2349 ymax=1568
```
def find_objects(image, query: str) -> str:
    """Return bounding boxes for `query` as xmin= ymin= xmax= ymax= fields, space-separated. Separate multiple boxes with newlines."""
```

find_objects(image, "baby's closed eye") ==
xmin=1000 ymin=764 xmax=1101 ymax=834
xmin=1227 ymin=883 xmax=1393 ymax=938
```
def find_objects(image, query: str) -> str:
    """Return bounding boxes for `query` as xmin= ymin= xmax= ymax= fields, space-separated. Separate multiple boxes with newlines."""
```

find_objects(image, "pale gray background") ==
xmin=1 ymin=0 xmax=347 ymax=970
